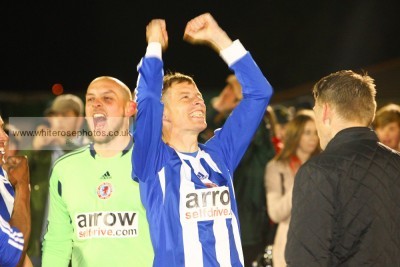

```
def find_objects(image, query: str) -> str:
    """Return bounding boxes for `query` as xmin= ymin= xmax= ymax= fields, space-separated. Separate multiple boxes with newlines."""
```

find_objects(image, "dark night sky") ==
xmin=2 ymin=1 xmax=400 ymax=97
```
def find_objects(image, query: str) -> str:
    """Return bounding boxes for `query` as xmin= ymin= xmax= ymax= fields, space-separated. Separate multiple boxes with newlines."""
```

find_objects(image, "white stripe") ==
xmin=0 ymin=216 xmax=24 ymax=250
xmin=200 ymin=151 xmax=244 ymax=265
xmin=199 ymin=151 xmax=222 ymax=174
xmin=158 ymin=168 xmax=166 ymax=203
xmin=179 ymin=161 xmax=203 ymax=267
xmin=0 ymin=172 xmax=15 ymax=215
xmin=213 ymin=218 xmax=231 ymax=266
xmin=231 ymin=213 xmax=244 ymax=265
xmin=8 ymin=238 xmax=24 ymax=250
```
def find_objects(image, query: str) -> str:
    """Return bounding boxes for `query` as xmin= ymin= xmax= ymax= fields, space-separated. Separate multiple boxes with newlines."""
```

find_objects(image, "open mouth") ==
xmin=93 ymin=114 xmax=107 ymax=129
xmin=190 ymin=111 xmax=204 ymax=118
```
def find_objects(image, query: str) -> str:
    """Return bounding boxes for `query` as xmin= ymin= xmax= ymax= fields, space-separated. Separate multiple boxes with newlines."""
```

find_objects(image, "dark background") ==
xmin=1 ymin=0 xmax=400 ymax=116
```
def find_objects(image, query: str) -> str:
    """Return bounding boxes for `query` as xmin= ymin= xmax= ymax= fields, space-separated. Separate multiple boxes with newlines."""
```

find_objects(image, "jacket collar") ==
xmin=325 ymin=127 xmax=378 ymax=151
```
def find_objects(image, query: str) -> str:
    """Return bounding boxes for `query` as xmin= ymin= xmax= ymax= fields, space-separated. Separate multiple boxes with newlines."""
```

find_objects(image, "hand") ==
xmin=183 ymin=13 xmax=232 ymax=52
xmin=146 ymin=19 xmax=168 ymax=51
xmin=3 ymin=156 xmax=30 ymax=188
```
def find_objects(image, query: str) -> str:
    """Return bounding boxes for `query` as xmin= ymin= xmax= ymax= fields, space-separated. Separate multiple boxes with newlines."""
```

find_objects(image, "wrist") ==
xmin=14 ymin=182 xmax=31 ymax=194
xmin=210 ymin=30 xmax=232 ymax=52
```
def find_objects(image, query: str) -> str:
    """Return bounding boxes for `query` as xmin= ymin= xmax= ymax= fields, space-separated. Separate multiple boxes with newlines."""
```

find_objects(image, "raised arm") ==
xmin=3 ymin=156 xmax=31 ymax=267
xmin=185 ymin=13 xmax=273 ymax=171
xmin=133 ymin=19 xmax=168 ymax=183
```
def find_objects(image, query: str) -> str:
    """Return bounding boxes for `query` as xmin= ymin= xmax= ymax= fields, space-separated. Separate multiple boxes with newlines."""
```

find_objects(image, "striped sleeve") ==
xmin=0 ymin=215 xmax=23 ymax=267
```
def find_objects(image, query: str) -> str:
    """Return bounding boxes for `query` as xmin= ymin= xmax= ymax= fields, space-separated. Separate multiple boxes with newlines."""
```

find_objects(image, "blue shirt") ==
xmin=133 ymin=41 xmax=273 ymax=267
xmin=0 ymin=168 xmax=24 ymax=267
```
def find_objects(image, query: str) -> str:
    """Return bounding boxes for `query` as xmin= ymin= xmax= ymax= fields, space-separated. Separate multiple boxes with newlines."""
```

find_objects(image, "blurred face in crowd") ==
xmin=297 ymin=120 xmax=319 ymax=156
xmin=375 ymin=122 xmax=400 ymax=150
xmin=48 ymin=110 xmax=82 ymax=133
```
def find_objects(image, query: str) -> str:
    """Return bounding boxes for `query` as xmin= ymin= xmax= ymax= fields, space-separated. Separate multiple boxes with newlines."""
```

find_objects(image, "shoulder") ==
xmin=53 ymin=145 xmax=91 ymax=169
xmin=266 ymin=159 xmax=286 ymax=170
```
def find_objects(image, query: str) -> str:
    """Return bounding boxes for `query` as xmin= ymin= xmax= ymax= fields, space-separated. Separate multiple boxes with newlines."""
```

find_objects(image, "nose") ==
xmin=92 ymin=98 xmax=103 ymax=108
xmin=193 ymin=97 xmax=205 ymax=106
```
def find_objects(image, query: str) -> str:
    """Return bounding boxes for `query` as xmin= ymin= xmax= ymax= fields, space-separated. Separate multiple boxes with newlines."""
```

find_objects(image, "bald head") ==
xmin=88 ymin=76 xmax=132 ymax=101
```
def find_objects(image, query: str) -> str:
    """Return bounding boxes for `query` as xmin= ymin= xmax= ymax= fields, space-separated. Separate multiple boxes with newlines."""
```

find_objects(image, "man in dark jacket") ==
xmin=285 ymin=70 xmax=400 ymax=266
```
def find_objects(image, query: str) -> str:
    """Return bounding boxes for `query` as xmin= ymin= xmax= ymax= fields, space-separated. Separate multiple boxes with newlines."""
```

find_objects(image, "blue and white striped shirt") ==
xmin=0 ymin=167 xmax=24 ymax=267
xmin=133 ymin=41 xmax=273 ymax=267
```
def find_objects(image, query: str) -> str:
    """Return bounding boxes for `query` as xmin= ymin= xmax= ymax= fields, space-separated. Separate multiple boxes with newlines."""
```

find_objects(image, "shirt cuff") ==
xmin=145 ymin=42 xmax=162 ymax=59
xmin=219 ymin=40 xmax=247 ymax=66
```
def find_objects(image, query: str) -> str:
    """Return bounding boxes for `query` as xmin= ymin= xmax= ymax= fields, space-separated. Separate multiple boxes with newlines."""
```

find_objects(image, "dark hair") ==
xmin=313 ymin=70 xmax=376 ymax=126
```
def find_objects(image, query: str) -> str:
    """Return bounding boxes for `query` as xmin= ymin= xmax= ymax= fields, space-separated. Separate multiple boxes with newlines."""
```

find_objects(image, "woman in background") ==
xmin=264 ymin=110 xmax=320 ymax=267
xmin=372 ymin=103 xmax=400 ymax=151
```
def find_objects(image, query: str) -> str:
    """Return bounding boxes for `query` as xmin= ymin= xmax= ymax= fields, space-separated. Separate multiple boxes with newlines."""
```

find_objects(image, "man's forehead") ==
xmin=170 ymin=83 xmax=201 ymax=94
xmin=86 ymin=82 xmax=121 ymax=98
xmin=87 ymin=78 xmax=131 ymax=100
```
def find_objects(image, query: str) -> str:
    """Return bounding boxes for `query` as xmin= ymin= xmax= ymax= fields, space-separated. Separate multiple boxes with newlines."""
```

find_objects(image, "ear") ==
xmin=322 ymin=103 xmax=331 ymax=125
xmin=125 ymin=101 xmax=137 ymax=117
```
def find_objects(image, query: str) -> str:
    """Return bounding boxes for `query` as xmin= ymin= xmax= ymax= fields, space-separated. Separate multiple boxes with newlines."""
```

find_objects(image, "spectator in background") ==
xmin=25 ymin=93 xmax=88 ymax=265
xmin=270 ymin=105 xmax=291 ymax=154
xmin=372 ymin=103 xmax=400 ymax=151
xmin=286 ymin=70 xmax=400 ymax=266
xmin=265 ymin=110 xmax=319 ymax=267
xmin=203 ymin=74 xmax=276 ymax=266
xmin=199 ymin=74 xmax=242 ymax=142
xmin=1 ymin=115 xmax=33 ymax=267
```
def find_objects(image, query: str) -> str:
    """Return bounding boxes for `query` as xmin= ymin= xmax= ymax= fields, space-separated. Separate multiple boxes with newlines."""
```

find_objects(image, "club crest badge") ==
xmin=97 ymin=182 xmax=113 ymax=199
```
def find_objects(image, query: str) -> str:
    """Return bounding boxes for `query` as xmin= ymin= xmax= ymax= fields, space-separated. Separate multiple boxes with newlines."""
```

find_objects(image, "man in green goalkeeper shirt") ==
xmin=42 ymin=76 xmax=154 ymax=266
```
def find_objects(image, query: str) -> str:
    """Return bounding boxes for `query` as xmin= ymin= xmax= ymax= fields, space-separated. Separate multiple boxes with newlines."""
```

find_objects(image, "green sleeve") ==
xmin=42 ymin=166 xmax=73 ymax=267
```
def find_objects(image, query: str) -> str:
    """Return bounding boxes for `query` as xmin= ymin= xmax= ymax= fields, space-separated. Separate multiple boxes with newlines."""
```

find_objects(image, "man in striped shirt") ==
xmin=0 ymin=116 xmax=32 ymax=267
xmin=133 ymin=14 xmax=273 ymax=266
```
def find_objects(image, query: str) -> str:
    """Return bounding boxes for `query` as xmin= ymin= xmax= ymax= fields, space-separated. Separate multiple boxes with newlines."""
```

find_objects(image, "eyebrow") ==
xmin=86 ymin=90 xmax=118 ymax=97
xmin=177 ymin=90 xmax=203 ymax=97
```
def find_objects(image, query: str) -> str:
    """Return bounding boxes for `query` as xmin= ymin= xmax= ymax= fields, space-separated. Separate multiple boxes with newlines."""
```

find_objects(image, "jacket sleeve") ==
xmin=133 ymin=43 xmax=165 ymax=183
xmin=42 ymin=167 xmax=72 ymax=267
xmin=285 ymin=162 xmax=335 ymax=266
xmin=206 ymin=40 xmax=273 ymax=172
xmin=265 ymin=160 xmax=292 ymax=223
xmin=0 ymin=216 xmax=23 ymax=267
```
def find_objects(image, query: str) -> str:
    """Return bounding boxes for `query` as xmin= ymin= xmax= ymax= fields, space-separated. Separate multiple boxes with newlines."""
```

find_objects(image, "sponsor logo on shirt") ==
xmin=75 ymin=211 xmax=139 ymax=239
xmin=182 ymin=186 xmax=232 ymax=222
xmin=97 ymin=182 xmax=113 ymax=199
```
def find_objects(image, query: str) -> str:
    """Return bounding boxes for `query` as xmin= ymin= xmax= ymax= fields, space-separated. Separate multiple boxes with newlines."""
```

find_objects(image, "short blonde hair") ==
xmin=313 ymin=70 xmax=376 ymax=126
